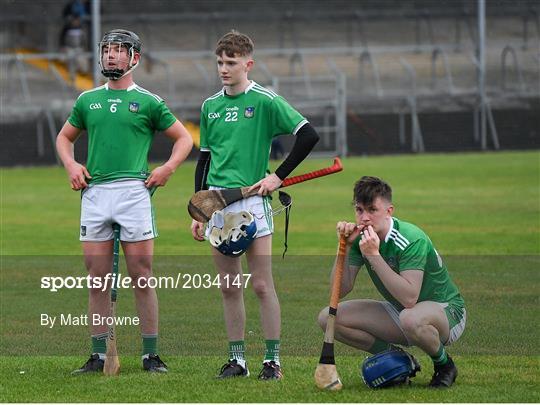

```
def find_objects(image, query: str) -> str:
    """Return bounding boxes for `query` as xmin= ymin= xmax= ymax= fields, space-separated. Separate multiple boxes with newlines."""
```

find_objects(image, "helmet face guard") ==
xmin=208 ymin=210 xmax=257 ymax=257
xmin=99 ymin=29 xmax=141 ymax=80
xmin=361 ymin=348 xmax=421 ymax=388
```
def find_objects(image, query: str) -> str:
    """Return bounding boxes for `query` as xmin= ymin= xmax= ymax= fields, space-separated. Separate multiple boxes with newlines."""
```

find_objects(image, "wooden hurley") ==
xmin=188 ymin=158 xmax=343 ymax=222
xmin=103 ymin=224 xmax=121 ymax=376
xmin=314 ymin=235 xmax=347 ymax=391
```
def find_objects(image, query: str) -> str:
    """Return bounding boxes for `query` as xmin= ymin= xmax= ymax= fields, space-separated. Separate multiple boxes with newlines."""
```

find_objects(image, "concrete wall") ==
xmin=2 ymin=105 xmax=537 ymax=167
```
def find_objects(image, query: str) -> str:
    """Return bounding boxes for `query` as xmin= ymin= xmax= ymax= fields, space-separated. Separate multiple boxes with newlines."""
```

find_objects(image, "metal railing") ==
xmin=1 ymin=1 xmax=538 ymax=161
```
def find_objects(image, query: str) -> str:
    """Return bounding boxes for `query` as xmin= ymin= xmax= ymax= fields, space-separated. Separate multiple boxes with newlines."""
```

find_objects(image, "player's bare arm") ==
xmin=333 ymin=261 xmax=360 ymax=299
xmin=367 ymin=255 xmax=423 ymax=308
xmin=248 ymin=123 xmax=320 ymax=196
xmin=360 ymin=226 xmax=423 ymax=307
xmin=56 ymin=121 xmax=91 ymax=190
xmin=145 ymin=120 xmax=193 ymax=188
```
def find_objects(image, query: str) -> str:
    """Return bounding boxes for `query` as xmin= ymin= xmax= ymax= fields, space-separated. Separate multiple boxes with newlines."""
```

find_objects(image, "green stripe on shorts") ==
xmin=444 ymin=303 xmax=465 ymax=329
xmin=150 ymin=191 xmax=158 ymax=238
xmin=263 ymin=196 xmax=274 ymax=233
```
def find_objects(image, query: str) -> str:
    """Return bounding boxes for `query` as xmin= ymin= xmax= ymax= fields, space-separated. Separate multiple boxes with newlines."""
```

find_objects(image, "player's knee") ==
xmin=128 ymin=255 xmax=153 ymax=275
xmin=399 ymin=309 xmax=421 ymax=337
xmin=88 ymin=284 xmax=108 ymax=298
xmin=220 ymin=281 xmax=243 ymax=298
xmin=250 ymin=278 xmax=274 ymax=299
xmin=84 ymin=258 xmax=112 ymax=279
xmin=317 ymin=307 xmax=329 ymax=330
xmin=86 ymin=274 xmax=110 ymax=296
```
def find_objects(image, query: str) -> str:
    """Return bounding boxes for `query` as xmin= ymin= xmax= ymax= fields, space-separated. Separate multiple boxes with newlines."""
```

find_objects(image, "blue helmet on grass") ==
xmin=361 ymin=347 xmax=421 ymax=388
xmin=208 ymin=210 xmax=257 ymax=257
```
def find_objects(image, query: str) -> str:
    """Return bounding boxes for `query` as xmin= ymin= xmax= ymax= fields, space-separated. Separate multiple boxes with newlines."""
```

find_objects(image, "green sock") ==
xmin=368 ymin=338 xmax=390 ymax=354
xmin=264 ymin=339 xmax=280 ymax=364
xmin=430 ymin=343 xmax=448 ymax=366
xmin=91 ymin=332 xmax=108 ymax=354
xmin=142 ymin=334 xmax=158 ymax=356
xmin=229 ymin=340 xmax=245 ymax=362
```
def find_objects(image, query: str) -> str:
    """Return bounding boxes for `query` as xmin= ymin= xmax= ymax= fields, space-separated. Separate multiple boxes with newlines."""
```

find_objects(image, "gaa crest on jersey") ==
xmin=80 ymin=226 xmax=87 ymax=236
xmin=129 ymin=102 xmax=140 ymax=113
xmin=244 ymin=106 xmax=255 ymax=118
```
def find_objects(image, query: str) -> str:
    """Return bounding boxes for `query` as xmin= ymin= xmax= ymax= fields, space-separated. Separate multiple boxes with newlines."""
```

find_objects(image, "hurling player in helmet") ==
xmin=99 ymin=29 xmax=141 ymax=80
xmin=318 ymin=176 xmax=466 ymax=388
xmin=56 ymin=29 xmax=193 ymax=374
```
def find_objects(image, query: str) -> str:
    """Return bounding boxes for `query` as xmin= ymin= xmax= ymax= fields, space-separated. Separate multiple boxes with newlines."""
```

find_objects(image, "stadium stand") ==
xmin=1 ymin=0 xmax=538 ymax=165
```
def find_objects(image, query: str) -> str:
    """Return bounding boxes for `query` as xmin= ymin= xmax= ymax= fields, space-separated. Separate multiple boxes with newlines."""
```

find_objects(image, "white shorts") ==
xmin=380 ymin=301 xmax=466 ymax=346
xmin=204 ymin=186 xmax=273 ymax=239
xmin=80 ymin=180 xmax=157 ymax=242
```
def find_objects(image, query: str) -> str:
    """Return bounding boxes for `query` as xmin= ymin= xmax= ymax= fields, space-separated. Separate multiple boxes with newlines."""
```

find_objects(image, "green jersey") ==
xmin=68 ymin=83 xmax=176 ymax=184
xmin=348 ymin=217 xmax=464 ymax=311
xmin=200 ymin=81 xmax=307 ymax=188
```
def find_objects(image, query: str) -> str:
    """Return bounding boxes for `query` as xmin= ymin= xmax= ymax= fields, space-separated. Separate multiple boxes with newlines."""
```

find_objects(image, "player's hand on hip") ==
xmin=145 ymin=164 xmax=174 ymax=188
xmin=359 ymin=225 xmax=380 ymax=256
xmin=191 ymin=219 xmax=205 ymax=241
xmin=66 ymin=161 xmax=91 ymax=190
xmin=248 ymin=173 xmax=282 ymax=196
xmin=336 ymin=221 xmax=363 ymax=245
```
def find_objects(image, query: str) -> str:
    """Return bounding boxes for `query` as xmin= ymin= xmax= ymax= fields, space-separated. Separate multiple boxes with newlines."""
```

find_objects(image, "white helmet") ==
xmin=208 ymin=210 xmax=257 ymax=257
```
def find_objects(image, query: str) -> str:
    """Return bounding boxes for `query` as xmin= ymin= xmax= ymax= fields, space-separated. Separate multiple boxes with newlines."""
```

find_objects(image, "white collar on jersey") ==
xmin=383 ymin=217 xmax=395 ymax=243
xmin=244 ymin=81 xmax=256 ymax=93
xmin=222 ymin=80 xmax=257 ymax=96
xmin=104 ymin=83 xmax=137 ymax=91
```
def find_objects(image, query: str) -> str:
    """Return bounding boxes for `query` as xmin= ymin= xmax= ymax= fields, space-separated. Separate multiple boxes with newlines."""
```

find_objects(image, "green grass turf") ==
xmin=1 ymin=151 xmax=539 ymax=402
xmin=1 ymin=355 xmax=538 ymax=402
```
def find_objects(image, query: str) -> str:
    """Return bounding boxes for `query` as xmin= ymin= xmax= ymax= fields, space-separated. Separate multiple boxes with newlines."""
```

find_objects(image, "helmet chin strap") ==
xmin=100 ymin=44 xmax=139 ymax=81
xmin=109 ymin=59 xmax=139 ymax=81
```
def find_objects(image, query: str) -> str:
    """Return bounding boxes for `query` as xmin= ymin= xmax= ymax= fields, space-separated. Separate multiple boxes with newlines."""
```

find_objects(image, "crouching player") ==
xmin=318 ymin=176 xmax=466 ymax=388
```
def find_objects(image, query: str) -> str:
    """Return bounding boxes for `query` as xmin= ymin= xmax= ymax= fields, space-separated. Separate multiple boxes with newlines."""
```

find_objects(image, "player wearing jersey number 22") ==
xmin=318 ymin=176 xmax=466 ymax=388
xmin=191 ymin=30 xmax=319 ymax=380
xmin=56 ymin=29 xmax=193 ymax=374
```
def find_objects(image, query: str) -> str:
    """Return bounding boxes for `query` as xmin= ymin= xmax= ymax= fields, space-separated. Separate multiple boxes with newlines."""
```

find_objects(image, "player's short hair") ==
xmin=215 ymin=30 xmax=254 ymax=58
xmin=353 ymin=176 xmax=392 ymax=206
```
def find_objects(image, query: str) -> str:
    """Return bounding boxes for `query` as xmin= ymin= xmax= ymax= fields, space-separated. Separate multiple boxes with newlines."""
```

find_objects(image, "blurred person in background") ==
xmin=59 ymin=0 xmax=90 ymax=75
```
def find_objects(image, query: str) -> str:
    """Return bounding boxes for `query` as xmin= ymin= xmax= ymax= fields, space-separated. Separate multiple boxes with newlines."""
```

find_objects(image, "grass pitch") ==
xmin=1 ymin=151 xmax=539 ymax=402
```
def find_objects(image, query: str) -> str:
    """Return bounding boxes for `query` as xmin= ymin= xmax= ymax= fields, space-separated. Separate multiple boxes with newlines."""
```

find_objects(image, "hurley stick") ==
xmin=103 ymin=223 xmax=121 ymax=376
xmin=188 ymin=157 xmax=343 ymax=222
xmin=314 ymin=235 xmax=347 ymax=390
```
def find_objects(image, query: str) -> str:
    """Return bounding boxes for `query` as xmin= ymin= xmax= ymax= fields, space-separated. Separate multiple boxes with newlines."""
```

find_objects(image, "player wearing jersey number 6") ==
xmin=190 ymin=30 xmax=319 ymax=380
xmin=56 ymin=29 xmax=193 ymax=374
